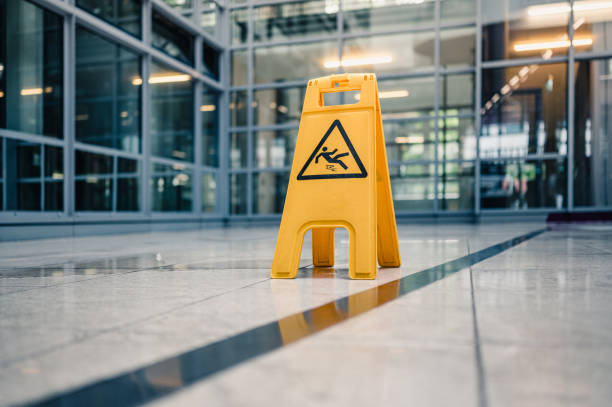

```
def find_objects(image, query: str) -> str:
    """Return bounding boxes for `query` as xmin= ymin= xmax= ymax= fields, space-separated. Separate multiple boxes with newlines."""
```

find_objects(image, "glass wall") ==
xmin=0 ymin=0 xmax=222 ymax=219
xmin=1 ymin=0 xmax=611 ymax=228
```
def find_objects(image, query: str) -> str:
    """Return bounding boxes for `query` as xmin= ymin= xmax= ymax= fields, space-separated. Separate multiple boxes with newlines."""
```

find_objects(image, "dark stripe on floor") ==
xmin=28 ymin=228 xmax=546 ymax=407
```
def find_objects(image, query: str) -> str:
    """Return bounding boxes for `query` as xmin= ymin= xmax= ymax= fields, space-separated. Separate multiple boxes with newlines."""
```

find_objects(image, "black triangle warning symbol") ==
xmin=297 ymin=120 xmax=368 ymax=180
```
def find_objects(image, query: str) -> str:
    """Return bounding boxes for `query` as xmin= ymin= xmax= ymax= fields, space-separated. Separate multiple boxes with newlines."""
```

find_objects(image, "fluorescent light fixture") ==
xmin=518 ymin=66 xmax=530 ymax=77
xmin=501 ymin=84 xmax=511 ymax=95
xmin=200 ymin=104 xmax=216 ymax=112
xmin=513 ymin=37 xmax=593 ymax=52
xmin=491 ymin=93 xmax=500 ymax=103
xmin=509 ymin=75 xmax=520 ymax=87
xmin=20 ymin=87 xmax=43 ymax=96
xmin=323 ymin=55 xmax=393 ymax=69
xmin=132 ymin=73 xmax=191 ymax=85
xmin=355 ymin=90 xmax=409 ymax=100
xmin=394 ymin=136 xmax=425 ymax=144
xmin=528 ymin=1 xmax=612 ymax=16
xmin=0 ymin=91 xmax=3 ymax=98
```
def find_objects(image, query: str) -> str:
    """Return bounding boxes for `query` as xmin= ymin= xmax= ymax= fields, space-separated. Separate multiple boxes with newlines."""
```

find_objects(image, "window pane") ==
xmin=151 ymin=163 xmax=192 ymax=211
xmin=378 ymin=77 xmax=435 ymax=120
xmin=45 ymin=146 xmax=63 ymax=179
xmin=117 ymin=178 xmax=139 ymax=211
xmin=481 ymin=63 xmax=567 ymax=158
xmin=77 ymin=0 xmax=141 ymax=37
xmin=75 ymin=26 xmax=141 ymax=153
xmin=232 ymin=50 xmax=248 ymax=86
xmin=342 ymin=32 xmax=435 ymax=75
xmin=254 ymin=41 xmax=338 ymax=84
xmin=45 ymin=181 xmax=63 ymax=211
xmin=230 ymin=173 xmax=247 ymax=214
xmin=202 ymin=87 xmax=219 ymax=167
xmin=438 ymin=161 xmax=474 ymax=211
xmin=254 ymin=130 xmax=297 ymax=168
xmin=118 ymin=157 xmax=138 ymax=174
xmin=440 ymin=27 xmax=475 ymax=69
xmin=75 ymin=178 xmax=112 ymax=211
xmin=384 ymin=120 xmax=435 ymax=162
xmin=440 ymin=73 xmax=474 ymax=116
xmin=390 ymin=164 xmax=435 ymax=211
xmin=253 ymin=87 xmax=305 ymax=126
xmin=253 ymin=172 xmax=289 ymax=214
xmin=152 ymin=10 xmax=194 ymax=65
xmin=230 ymin=132 xmax=248 ymax=168
xmin=441 ymin=0 xmax=475 ymax=25
xmin=0 ymin=0 xmax=62 ymax=138
xmin=343 ymin=0 xmax=434 ymax=34
xmin=201 ymin=1 xmax=218 ymax=37
xmin=573 ymin=58 xmax=612 ymax=207
xmin=253 ymin=0 xmax=338 ymax=43
xmin=4 ymin=140 xmax=42 ymax=211
xmin=230 ymin=90 xmax=247 ymax=127
xmin=203 ymin=43 xmax=220 ymax=79
xmin=150 ymin=62 xmax=194 ymax=161
xmin=574 ymin=0 xmax=612 ymax=54
xmin=161 ymin=0 xmax=193 ymax=12
xmin=483 ymin=0 xmax=569 ymax=62
xmin=481 ymin=159 xmax=566 ymax=209
xmin=231 ymin=8 xmax=248 ymax=44
xmin=439 ymin=116 xmax=476 ymax=160
xmin=202 ymin=172 xmax=217 ymax=213
xmin=76 ymin=150 xmax=113 ymax=175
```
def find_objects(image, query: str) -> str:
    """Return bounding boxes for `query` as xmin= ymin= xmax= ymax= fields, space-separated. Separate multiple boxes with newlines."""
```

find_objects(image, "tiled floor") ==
xmin=0 ymin=222 xmax=611 ymax=406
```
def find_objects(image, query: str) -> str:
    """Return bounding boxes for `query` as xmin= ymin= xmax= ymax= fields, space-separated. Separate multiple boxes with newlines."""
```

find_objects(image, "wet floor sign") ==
xmin=271 ymin=73 xmax=401 ymax=280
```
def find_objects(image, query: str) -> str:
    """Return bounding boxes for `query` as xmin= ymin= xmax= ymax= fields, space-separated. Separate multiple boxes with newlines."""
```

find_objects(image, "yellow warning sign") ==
xmin=271 ymin=73 xmax=401 ymax=280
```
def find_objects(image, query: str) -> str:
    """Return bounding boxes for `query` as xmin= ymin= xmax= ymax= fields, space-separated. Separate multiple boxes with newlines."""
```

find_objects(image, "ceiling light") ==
xmin=132 ymin=73 xmax=191 ymax=85
xmin=323 ymin=55 xmax=393 ymax=69
xmin=200 ymin=104 xmax=216 ymax=112
xmin=20 ymin=88 xmax=43 ymax=96
xmin=355 ymin=90 xmax=409 ymax=100
xmin=513 ymin=37 xmax=592 ymax=52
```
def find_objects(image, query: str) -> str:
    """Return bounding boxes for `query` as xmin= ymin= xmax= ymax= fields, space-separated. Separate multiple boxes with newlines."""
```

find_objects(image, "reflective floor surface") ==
xmin=0 ymin=222 xmax=611 ymax=406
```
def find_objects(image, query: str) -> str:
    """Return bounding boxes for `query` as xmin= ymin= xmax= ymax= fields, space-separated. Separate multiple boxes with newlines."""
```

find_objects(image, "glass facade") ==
xmin=1 ymin=0 xmax=611 ymax=228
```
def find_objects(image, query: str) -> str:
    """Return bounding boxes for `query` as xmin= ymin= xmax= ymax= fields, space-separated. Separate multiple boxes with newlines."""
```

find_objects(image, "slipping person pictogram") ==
xmin=297 ymin=119 xmax=367 ymax=180
xmin=315 ymin=147 xmax=349 ymax=170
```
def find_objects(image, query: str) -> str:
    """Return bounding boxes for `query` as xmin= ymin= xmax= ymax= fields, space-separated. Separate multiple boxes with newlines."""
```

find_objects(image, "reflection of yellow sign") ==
xmin=271 ymin=73 xmax=400 ymax=280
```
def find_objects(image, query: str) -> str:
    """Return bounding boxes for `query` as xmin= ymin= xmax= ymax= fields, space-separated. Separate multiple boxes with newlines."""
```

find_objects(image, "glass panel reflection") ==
xmin=230 ymin=173 xmax=247 ymax=214
xmin=152 ymin=10 xmax=194 ymax=65
xmin=574 ymin=58 xmax=612 ymax=207
xmin=343 ymin=0 xmax=434 ymax=33
xmin=77 ymin=0 xmax=141 ymax=37
xmin=202 ymin=172 xmax=217 ymax=213
xmin=481 ymin=158 xmax=566 ymax=209
xmin=203 ymin=43 xmax=220 ymax=79
xmin=483 ymin=0 xmax=570 ymax=61
xmin=151 ymin=163 xmax=192 ymax=211
xmin=481 ymin=63 xmax=567 ymax=158
xmin=441 ymin=0 xmax=475 ymax=24
xmin=231 ymin=8 xmax=248 ymax=44
xmin=75 ymin=26 xmax=141 ymax=153
xmin=439 ymin=116 xmax=476 ymax=160
xmin=150 ymin=62 xmax=194 ymax=162
xmin=253 ymin=87 xmax=305 ymax=126
xmin=75 ymin=150 xmax=113 ymax=211
xmin=253 ymin=0 xmax=338 ymax=42
xmin=384 ymin=120 xmax=435 ymax=162
xmin=440 ymin=27 xmax=475 ymax=69
xmin=202 ymin=87 xmax=219 ymax=167
xmin=254 ymin=130 xmax=297 ymax=168
xmin=230 ymin=132 xmax=248 ymax=168
xmin=230 ymin=91 xmax=248 ymax=127
xmin=440 ymin=74 xmax=474 ymax=116
xmin=342 ymin=32 xmax=435 ymax=75
xmin=0 ymin=0 xmax=62 ymax=138
xmin=232 ymin=50 xmax=248 ymax=86
xmin=253 ymin=172 xmax=289 ymax=214
xmin=378 ymin=77 xmax=435 ymax=120
xmin=438 ymin=161 xmax=474 ymax=211
xmin=201 ymin=1 xmax=218 ymax=37
xmin=390 ymin=164 xmax=435 ymax=211
xmin=254 ymin=41 xmax=338 ymax=84
xmin=574 ymin=0 xmax=612 ymax=54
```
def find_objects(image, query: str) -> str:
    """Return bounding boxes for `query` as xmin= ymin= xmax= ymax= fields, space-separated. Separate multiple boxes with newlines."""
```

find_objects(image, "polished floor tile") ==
xmin=0 ymin=222 xmax=610 ymax=406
